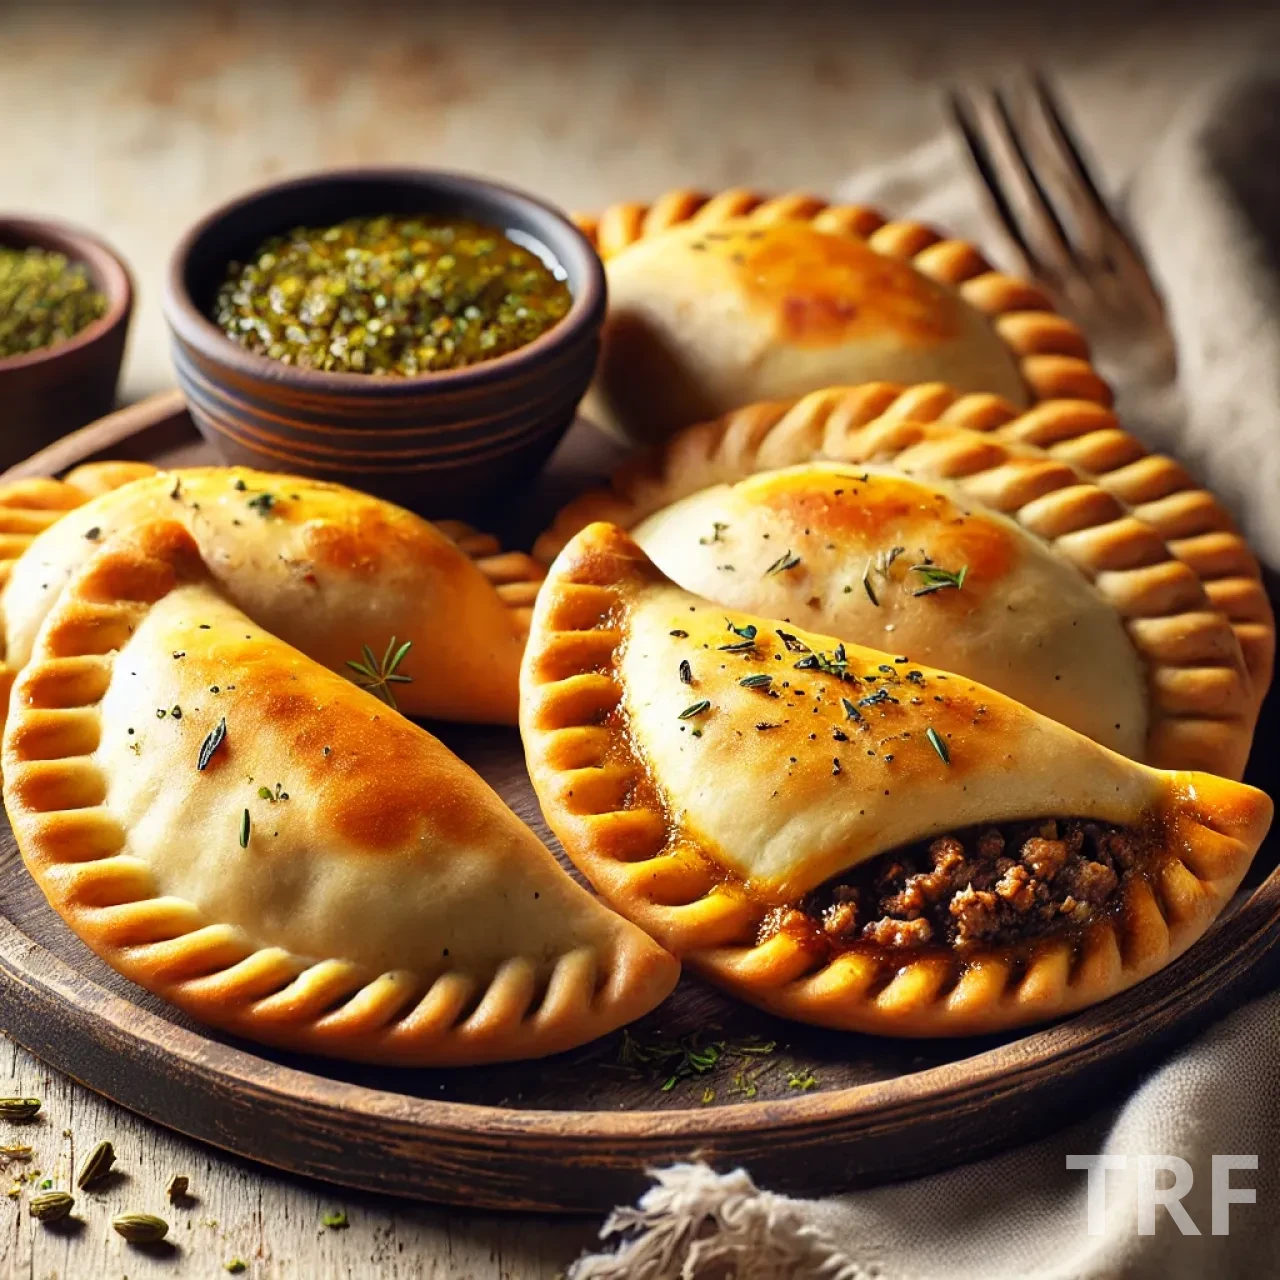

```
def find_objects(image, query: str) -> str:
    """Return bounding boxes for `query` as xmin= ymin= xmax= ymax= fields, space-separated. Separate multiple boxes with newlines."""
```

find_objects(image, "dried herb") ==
xmin=717 ymin=639 xmax=756 ymax=653
xmin=841 ymin=697 xmax=862 ymax=721
xmin=76 ymin=1139 xmax=115 ymax=1189
xmin=0 ymin=1098 xmax=40 ymax=1121
xmin=775 ymin=629 xmax=810 ymax=654
xmin=739 ymin=674 xmax=773 ymax=689
xmin=698 ymin=521 xmax=729 ymax=545
xmin=112 ymin=1211 xmax=168 ymax=1243
xmin=346 ymin=637 xmax=413 ymax=710
xmin=724 ymin=619 xmax=757 ymax=640
xmin=668 ymin=629 xmax=688 ymax=638
xmin=877 ymin=545 xmax=907 ymax=575
xmin=911 ymin=563 xmax=968 ymax=596
xmin=322 ymin=1208 xmax=349 ymax=1230
xmin=225 ymin=1262 xmax=247 ymax=1275
xmin=197 ymin=718 xmax=227 ymax=771
xmin=245 ymin=491 xmax=276 ymax=516
xmin=166 ymin=1174 xmax=189 ymax=1202
xmin=678 ymin=660 xmax=692 ymax=685
xmin=616 ymin=1030 xmax=776 ymax=1093
xmin=765 ymin=549 xmax=802 ymax=575
xmin=238 ymin=809 xmax=251 ymax=849
xmin=861 ymin=566 xmax=878 ymax=606
xmin=29 ymin=1190 xmax=74 ymax=1222
xmin=926 ymin=725 xmax=951 ymax=765
xmin=257 ymin=782 xmax=288 ymax=802
xmin=678 ymin=700 xmax=711 ymax=720
xmin=0 ymin=247 xmax=106 ymax=359
xmin=83 ymin=526 xmax=101 ymax=541
xmin=787 ymin=1069 xmax=819 ymax=1091
xmin=0 ymin=1145 xmax=32 ymax=1162
xmin=794 ymin=645 xmax=849 ymax=679
xmin=213 ymin=215 xmax=571 ymax=376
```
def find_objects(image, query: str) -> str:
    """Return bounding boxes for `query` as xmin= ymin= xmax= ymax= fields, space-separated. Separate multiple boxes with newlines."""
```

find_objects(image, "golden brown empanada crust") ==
xmin=575 ymin=188 xmax=1111 ymax=415
xmin=520 ymin=523 xmax=1272 ymax=1037
xmin=536 ymin=391 xmax=1259 ymax=779
xmin=3 ymin=521 xmax=678 ymax=1065
xmin=0 ymin=468 xmax=544 ymax=725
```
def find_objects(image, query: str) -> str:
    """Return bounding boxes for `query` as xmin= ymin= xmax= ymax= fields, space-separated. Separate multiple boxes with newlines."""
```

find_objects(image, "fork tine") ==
xmin=945 ymin=88 xmax=1050 ymax=283
xmin=1029 ymin=71 xmax=1125 ymax=242
xmin=990 ymin=85 xmax=1087 ymax=279
xmin=1027 ymin=70 xmax=1168 ymax=319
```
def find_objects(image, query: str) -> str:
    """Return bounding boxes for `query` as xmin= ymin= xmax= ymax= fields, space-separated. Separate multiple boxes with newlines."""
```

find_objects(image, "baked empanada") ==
xmin=537 ymin=399 xmax=1261 ymax=777
xmin=3 ymin=522 xmax=678 ymax=1065
xmin=537 ymin=383 xmax=1274 ymax=712
xmin=574 ymin=189 xmax=1109 ymax=444
xmin=521 ymin=523 xmax=1271 ymax=1036
xmin=2 ymin=467 xmax=545 ymax=725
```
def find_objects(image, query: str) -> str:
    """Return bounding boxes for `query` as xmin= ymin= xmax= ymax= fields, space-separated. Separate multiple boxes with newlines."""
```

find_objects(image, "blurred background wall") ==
xmin=3 ymin=0 xmax=1277 ymax=400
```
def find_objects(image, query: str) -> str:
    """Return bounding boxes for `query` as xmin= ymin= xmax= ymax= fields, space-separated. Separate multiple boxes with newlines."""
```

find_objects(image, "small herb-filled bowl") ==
xmin=0 ymin=218 xmax=134 ymax=466
xmin=163 ymin=169 xmax=607 ymax=513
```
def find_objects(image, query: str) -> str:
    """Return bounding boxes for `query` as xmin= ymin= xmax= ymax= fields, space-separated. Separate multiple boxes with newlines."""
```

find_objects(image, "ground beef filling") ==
xmin=804 ymin=819 xmax=1149 ymax=951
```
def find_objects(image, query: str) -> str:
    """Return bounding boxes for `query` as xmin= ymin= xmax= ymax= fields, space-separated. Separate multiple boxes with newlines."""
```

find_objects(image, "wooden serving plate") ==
xmin=0 ymin=391 xmax=1277 ymax=1213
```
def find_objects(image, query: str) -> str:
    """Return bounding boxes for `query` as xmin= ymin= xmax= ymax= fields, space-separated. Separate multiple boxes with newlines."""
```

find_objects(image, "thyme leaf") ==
xmin=678 ymin=659 xmax=693 ymax=684
xmin=926 ymin=725 xmax=951 ymax=765
xmin=724 ymin=619 xmax=757 ymax=640
xmin=765 ymin=549 xmax=802 ymax=575
xmin=678 ymin=699 xmax=711 ymax=720
xmin=196 ymin=717 xmax=227 ymax=771
xmin=738 ymin=673 xmax=773 ymax=689
xmin=238 ymin=808 xmax=250 ymax=849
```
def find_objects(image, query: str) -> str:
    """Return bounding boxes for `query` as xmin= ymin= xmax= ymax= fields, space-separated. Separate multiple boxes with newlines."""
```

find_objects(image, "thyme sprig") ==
xmin=346 ymin=637 xmax=413 ymax=710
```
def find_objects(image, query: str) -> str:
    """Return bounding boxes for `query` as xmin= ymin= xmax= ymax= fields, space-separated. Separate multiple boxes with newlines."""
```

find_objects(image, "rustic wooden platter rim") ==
xmin=0 ymin=391 xmax=1276 ymax=1212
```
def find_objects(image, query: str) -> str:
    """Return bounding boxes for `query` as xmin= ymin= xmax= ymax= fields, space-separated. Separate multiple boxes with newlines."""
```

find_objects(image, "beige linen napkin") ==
xmin=570 ymin=66 xmax=1280 ymax=1280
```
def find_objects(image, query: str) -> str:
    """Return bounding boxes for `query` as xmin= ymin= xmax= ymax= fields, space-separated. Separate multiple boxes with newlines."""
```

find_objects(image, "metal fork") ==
xmin=948 ymin=73 xmax=1176 ymax=378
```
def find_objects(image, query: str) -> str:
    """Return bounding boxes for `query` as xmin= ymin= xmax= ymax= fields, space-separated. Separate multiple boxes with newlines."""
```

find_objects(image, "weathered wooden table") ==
xmin=2 ymin=2 xmax=1276 ymax=1276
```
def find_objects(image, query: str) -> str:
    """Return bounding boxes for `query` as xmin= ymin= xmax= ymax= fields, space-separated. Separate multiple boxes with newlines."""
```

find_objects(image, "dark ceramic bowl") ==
xmin=0 ymin=218 xmax=133 ymax=468
xmin=162 ymin=168 xmax=606 ymax=513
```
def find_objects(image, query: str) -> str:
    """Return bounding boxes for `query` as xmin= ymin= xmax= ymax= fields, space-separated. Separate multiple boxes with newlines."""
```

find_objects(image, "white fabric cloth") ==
xmin=570 ymin=65 xmax=1280 ymax=1280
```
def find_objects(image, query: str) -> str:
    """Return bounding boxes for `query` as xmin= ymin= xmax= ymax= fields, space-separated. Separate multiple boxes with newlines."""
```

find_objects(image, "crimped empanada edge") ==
xmin=432 ymin=518 xmax=547 ymax=639
xmin=520 ymin=521 xmax=1271 ymax=1038
xmin=3 ymin=520 xmax=677 ymax=1067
